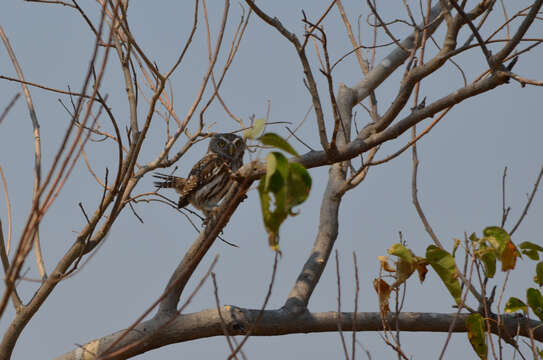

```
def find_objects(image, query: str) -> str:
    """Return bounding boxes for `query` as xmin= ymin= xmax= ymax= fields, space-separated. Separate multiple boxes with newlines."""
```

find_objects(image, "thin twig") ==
xmin=0 ymin=24 xmax=46 ymax=280
xmin=510 ymin=164 xmax=543 ymax=234
xmin=335 ymin=250 xmax=349 ymax=359
xmin=211 ymin=273 xmax=238 ymax=359
xmin=228 ymin=252 xmax=279 ymax=359
xmin=0 ymin=93 xmax=20 ymax=125
xmin=0 ymin=166 xmax=13 ymax=254
xmin=352 ymin=252 xmax=360 ymax=360
xmin=500 ymin=166 xmax=510 ymax=227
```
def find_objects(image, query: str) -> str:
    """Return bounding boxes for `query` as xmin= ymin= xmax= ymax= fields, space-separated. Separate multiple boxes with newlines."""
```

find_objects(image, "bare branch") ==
xmin=335 ymin=250 xmax=349 ymax=360
xmin=0 ymin=93 xmax=20 ymax=125
xmin=55 ymin=310 xmax=543 ymax=359
xmin=510 ymin=164 xmax=543 ymax=234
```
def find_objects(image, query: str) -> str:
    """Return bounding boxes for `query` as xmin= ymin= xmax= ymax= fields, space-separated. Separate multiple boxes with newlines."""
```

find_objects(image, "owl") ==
xmin=153 ymin=133 xmax=245 ymax=218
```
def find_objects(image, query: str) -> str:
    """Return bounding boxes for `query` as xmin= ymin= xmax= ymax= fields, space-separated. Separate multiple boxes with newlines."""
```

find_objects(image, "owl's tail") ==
xmin=153 ymin=173 xmax=191 ymax=208
xmin=153 ymin=173 xmax=184 ymax=189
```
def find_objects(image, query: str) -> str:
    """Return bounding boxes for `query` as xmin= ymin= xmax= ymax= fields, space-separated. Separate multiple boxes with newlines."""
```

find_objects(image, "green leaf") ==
xmin=536 ymin=262 xmax=543 ymax=286
xmin=264 ymin=152 xmax=288 ymax=192
xmin=264 ymin=152 xmax=277 ymax=190
xmin=466 ymin=313 xmax=487 ymax=360
xmin=476 ymin=242 xmax=497 ymax=278
xmin=469 ymin=232 xmax=479 ymax=242
xmin=481 ymin=251 xmax=497 ymax=279
xmin=388 ymin=243 xmax=414 ymax=264
xmin=286 ymin=163 xmax=312 ymax=208
xmin=520 ymin=241 xmax=543 ymax=261
xmin=426 ymin=245 xmax=462 ymax=304
xmin=259 ymin=133 xmax=299 ymax=156
xmin=244 ymin=118 xmax=266 ymax=139
xmin=520 ymin=241 xmax=543 ymax=252
xmin=504 ymin=297 xmax=528 ymax=314
xmin=527 ymin=288 xmax=543 ymax=322
xmin=258 ymin=152 xmax=311 ymax=254
xmin=483 ymin=226 xmax=510 ymax=254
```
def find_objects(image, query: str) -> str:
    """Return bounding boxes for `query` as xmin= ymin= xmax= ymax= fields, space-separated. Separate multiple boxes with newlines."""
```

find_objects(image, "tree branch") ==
xmin=55 ymin=310 xmax=543 ymax=359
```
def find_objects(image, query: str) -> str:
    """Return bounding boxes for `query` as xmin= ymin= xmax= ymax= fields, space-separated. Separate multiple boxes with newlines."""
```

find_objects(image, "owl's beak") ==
xmin=228 ymin=146 xmax=233 ymax=156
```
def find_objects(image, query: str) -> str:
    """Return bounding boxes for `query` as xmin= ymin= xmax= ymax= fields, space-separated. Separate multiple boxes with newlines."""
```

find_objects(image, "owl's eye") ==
xmin=234 ymin=141 xmax=241 ymax=148
xmin=218 ymin=141 xmax=226 ymax=147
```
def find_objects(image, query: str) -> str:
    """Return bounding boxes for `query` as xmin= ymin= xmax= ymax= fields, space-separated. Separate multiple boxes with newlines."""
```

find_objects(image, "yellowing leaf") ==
xmin=466 ymin=313 xmax=487 ymax=360
xmin=501 ymin=240 xmax=520 ymax=271
xmin=244 ymin=118 xmax=266 ymax=139
xmin=483 ymin=226 xmax=510 ymax=254
xmin=414 ymin=257 xmax=429 ymax=283
xmin=452 ymin=238 xmax=461 ymax=257
xmin=373 ymin=278 xmax=391 ymax=316
xmin=378 ymin=256 xmax=396 ymax=272
xmin=392 ymin=259 xmax=415 ymax=288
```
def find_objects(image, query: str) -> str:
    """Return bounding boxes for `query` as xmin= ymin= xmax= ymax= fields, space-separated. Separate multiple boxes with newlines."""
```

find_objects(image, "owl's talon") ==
xmin=202 ymin=207 xmax=220 ymax=227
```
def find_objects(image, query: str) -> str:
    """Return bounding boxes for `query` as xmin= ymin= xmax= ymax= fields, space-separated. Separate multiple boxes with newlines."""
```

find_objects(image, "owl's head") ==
xmin=208 ymin=133 xmax=245 ymax=161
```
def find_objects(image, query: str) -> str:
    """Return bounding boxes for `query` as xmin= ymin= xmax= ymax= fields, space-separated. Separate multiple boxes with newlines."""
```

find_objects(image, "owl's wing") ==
xmin=174 ymin=152 xmax=225 ymax=208
xmin=153 ymin=153 xmax=227 ymax=209
xmin=187 ymin=152 xmax=225 ymax=185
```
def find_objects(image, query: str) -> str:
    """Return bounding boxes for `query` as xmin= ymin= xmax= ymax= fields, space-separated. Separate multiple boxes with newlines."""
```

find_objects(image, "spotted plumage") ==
xmin=153 ymin=133 xmax=245 ymax=217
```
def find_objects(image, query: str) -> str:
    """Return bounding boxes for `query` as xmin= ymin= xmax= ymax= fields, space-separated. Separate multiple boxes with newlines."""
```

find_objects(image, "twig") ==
xmin=335 ymin=250 xmax=349 ymax=359
xmin=366 ymin=0 xmax=410 ymax=54
xmin=25 ymin=0 xmax=75 ymax=7
xmin=500 ymin=166 xmax=511 ymax=227
xmin=211 ymin=273 xmax=238 ymax=359
xmin=0 ymin=221 xmax=22 ymax=310
xmin=286 ymin=127 xmax=315 ymax=152
xmin=78 ymin=202 xmax=91 ymax=224
xmin=367 ymin=107 xmax=449 ymax=167
xmin=244 ymin=0 xmax=329 ymax=151
xmin=228 ymin=252 xmax=279 ymax=359
xmin=0 ymin=93 xmax=20 ymax=125
xmin=300 ymin=0 xmax=338 ymax=50
xmin=0 ymin=166 xmax=13 ymax=254
xmin=352 ymin=252 xmax=360 ymax=360
xmin=0 ymin=23 xmax=46 ymax=281
xmin=449 ymin=0 xmax=496 ymax=70
xmin=510 ymin=72 xmax=543 ymax=87
xmin=510 ymin=164 xmax=543 ymax=234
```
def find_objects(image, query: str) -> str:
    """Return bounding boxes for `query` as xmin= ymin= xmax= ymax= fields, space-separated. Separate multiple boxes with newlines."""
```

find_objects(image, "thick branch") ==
xmin=491 ymin=0 xmax=543 ymax=65
xmin=158 ymin=162 xmax=260 ymax=315
xmin=55 ymin=309 xmax=543 ymax=360
xmin=351 ymin=2 xmax=446 ymax=106
xmin=284 ymin=84 xmax=354 ymax=313
xmin=296 ymin=71 xmax=510 ymax=169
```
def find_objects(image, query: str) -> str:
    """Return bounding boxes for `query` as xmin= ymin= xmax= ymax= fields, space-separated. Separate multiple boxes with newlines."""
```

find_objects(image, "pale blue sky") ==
xmin=1 ymin=1 xmax=542 ymax=359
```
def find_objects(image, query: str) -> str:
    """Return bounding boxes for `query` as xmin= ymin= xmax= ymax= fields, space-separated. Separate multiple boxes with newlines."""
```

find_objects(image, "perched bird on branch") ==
xmin=153 ymin=133 xmax=245 ymax=219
